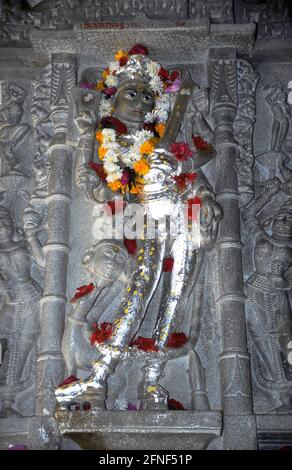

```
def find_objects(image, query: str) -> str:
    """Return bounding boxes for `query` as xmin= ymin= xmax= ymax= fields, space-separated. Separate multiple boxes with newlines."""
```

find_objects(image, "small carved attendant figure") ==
xmin=0 ymin=207 xmax=41 ymax=416
xmin=62 ymin=240 xmax=128 ymax=377
xmin=56 ymin=45 xmax=222 ymax=411
xmin=265 ymin=87 xmax=290 ymax=152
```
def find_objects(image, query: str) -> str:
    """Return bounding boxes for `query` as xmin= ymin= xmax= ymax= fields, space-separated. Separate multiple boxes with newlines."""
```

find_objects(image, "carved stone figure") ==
xmin=0 ymin=207 xmax=41 ymax=416
xmin=62 ymin=240 xmax=129 ymax=376
xmin=244 ymin=180 xmax=292 ymax=412
xmin=55 ymin=47 xmax=222 ymax=412
xmin=265 ymin=87 xmax=290 ymax=153
xmin=0 ymin=84 xmax=30 ymax=175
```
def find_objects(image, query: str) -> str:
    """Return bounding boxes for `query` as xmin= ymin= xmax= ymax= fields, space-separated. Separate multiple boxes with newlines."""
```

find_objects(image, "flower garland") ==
xmin=93 ymin=44 xmax=180 ymax=194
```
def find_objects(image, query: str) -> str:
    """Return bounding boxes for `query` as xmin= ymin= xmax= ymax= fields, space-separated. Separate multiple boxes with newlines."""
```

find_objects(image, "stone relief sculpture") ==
xmin=55 ymin=46 xmax=222 ymax=413
xmin=243 ymin=182 xmax=292 ymax=412
xmin=0 ymin=206 xmax=42 ymax=416
xmin=62 ymin=240 xmax=129 ymax=377
xmin=265 ymin=87 xmax=290 ymax=153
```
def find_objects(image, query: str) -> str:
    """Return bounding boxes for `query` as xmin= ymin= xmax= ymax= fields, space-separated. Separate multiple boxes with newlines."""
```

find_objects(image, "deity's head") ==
xmin=277 ymin=92 xmax=287 ymax=104
xmin=0 ymin=207 xmax=13 ymax=241
xmin=82 ymin=240 xmax=128 ymax=283
xmin=271 ymin=200 xmax=292 ymax=240
xmin=98 ymin=45 xmax=171 ymax=130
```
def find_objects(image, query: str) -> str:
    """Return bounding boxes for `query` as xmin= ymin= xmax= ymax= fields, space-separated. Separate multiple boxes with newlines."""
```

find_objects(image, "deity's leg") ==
xmin=139 ymin=225 xmax=192 ymax=410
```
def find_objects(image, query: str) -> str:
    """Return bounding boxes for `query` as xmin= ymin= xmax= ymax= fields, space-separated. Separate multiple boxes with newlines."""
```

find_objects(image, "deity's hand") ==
xmin=199 ymin=195 xmax=223 ymax=250
xmin=74 ymin=111 xmax=95 ymax=135
xmin=264 ymin=177 xmax=281 ymax=195
xmin=146 ymin=149 xmax=180 ymax=182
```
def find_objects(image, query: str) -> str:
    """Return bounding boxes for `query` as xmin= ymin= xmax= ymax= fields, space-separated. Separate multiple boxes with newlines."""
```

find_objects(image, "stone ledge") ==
xmin=58 ymin=410 xmax=222 ymax=450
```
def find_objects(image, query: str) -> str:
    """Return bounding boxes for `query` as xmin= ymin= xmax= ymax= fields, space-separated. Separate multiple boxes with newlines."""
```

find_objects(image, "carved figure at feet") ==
xmin=265 ymin=87 xmax=290 ymax=152
xmin=55 ymin=46 xmax=222 ymax=412
xmin=0 ymin=207 xmax=41 ymax=416
xmin=61 ymin=240 xmax=129 ymax=377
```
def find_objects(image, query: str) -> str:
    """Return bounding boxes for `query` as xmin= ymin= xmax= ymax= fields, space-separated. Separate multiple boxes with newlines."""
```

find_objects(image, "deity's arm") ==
xmin=23 ymin=207 xmax=45 ymax=269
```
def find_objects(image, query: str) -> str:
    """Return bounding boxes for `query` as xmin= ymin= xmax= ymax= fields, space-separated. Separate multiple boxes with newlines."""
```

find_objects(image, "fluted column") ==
xmin=209 ymin=48 xmax=256 ymax=449
xmin=34 ymin=54 xmax=76 ymax=417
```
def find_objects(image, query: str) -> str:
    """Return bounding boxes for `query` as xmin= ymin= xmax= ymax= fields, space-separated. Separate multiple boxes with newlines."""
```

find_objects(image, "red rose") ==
xmin=166 ymin=332 xmax=188 ymax=348
xmin=130 ymin=336 xmax=159 ymax=352
xmin=174 ymin=172 xmax=197 ymax=191
xmin=192 ymin=135 xmax=213 ymax=151
xmin=128 ymin=44 xmax=149 ymax=56
xmin=168 ymin=398 xmax=185 ymax=410
xmin=88 ymin=161 xmax=107 ymax=181
xmin=170 ymin=142 xmax=193 ymax=161
xmin=163 ymin=257 xmax=174 ymax=272
xmin=90 ymin=322 xmax=113 ymax=346
xmin=124 ymin=238 xmax=137 ymax=255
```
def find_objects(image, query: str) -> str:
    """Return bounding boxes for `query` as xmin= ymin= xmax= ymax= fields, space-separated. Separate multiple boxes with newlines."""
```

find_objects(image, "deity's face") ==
xmin=272 ymin=212 xmax=292 ymax=239
xmin=0 ymin=213 xmax=13 ymax=240
xmin=113 ymin=80 xmax=155 ymax=125
xmin=82 ymin=242 xmax=128 ymax=282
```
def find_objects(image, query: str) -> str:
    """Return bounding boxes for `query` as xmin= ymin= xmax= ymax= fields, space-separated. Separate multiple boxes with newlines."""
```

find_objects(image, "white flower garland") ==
xmin=101 ymin=128 xmax=154 ymax=183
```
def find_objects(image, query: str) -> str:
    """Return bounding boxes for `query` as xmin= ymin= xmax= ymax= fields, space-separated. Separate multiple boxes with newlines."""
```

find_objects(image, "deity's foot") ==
xmin=138 ymin=383 xmax=169 ymax=411
xmin=55 ymin=377 xmax=106 ymax=415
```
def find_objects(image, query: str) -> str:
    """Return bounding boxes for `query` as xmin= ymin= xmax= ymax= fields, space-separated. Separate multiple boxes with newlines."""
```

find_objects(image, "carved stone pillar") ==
xmin=209 ymin=49 xmax=256 ymax=449
xmin=34 ymin=54 xmax=76 ymax=419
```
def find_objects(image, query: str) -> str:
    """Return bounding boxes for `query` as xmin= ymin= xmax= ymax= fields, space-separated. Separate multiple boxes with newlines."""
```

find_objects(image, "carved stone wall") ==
xmin=0 ymin=0 xmax=291 ymax=452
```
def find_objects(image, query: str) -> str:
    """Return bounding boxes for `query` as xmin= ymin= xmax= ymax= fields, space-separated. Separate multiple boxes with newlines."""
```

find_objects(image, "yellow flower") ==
xmin=108 ymin=180 xmax=122 ymax=191
xmin=140 ymin=140 xmax=155 ymax=155
xmin=102 ymin=68 xmax=110 ymax=79
xmin=95 ymin=130 xmax=103 ymax=143
xmin=130 ymin=186 xmax=141 ymax=194
xmin=155 ymin=123 xmax=166 ymax=138
xmin=98 ymin=146 xmax=107 ymax=160
xmin=133 ymin=159 xmax=150 ymax=175
xmin=114 ymin=49 xmax=128 ymax=61
xmin=96 ymin=81 xmax=105 ymax=91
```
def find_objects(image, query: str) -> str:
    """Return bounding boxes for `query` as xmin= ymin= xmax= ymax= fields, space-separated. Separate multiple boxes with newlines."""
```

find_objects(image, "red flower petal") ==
xmin=170 ymin=70 xmax=180 ymax=82
xmin=192 ymin=135 xmax=212 ymax=151
xmin=105 ymin=199 xmax=125 ymax=215
xmin=58 ymin=375 xmax=79 ymax=387
xmin=187 ymin=197 xmax=201 ymax=221
xmin=130 ymin=336 xmax=159 ymax=352
xmin=163 ymin=257 xmax=174 ymax=272
xmin=90 ymin=322 xmax=113 ymax=346
xmin=170 ymin=142 xmax=193 ymax=161
xmin=119 ymin=56 xmax=128 ymax=66
xmin=128 ymin=44 xmax=149 ymax=56
xmin=124 ymin=238 xmax=137 ymax=255
xmin=88 ymin=161 xmax=107 ymax=181
xmin=70 ymin=283 xmax=95 ymax=303
xmin=102 ymin=86 xmax=117 ymax=97
xmin=174 ymin=173 xmax=197 ymax=191
xmin=166 ymin=332 xmax=188 ymax=348
xmin=100 ymin=117 xmax=128 ymax=134
xmin=158 ymin=67 xmax=170 ymax=81
xmin=168 ymin=398 xmax=185 ymax=410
